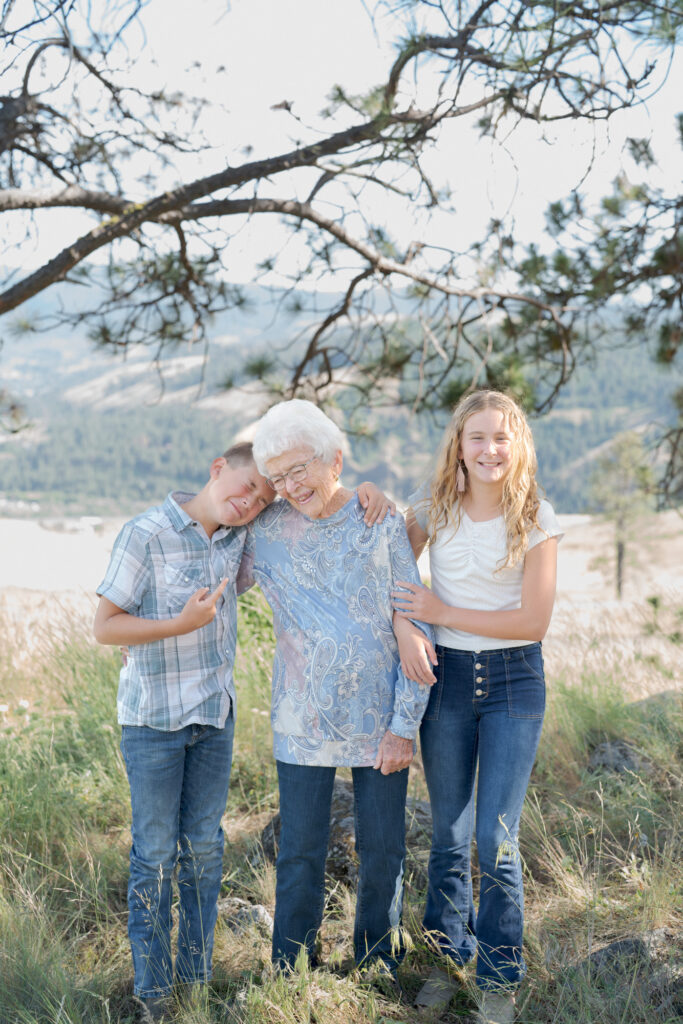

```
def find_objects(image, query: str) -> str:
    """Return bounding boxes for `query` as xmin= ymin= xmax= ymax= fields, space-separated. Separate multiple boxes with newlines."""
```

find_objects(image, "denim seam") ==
xmin=506 ymin=654 xmax=545 ymax=720
xmin=424 ymin=651 xmax=445 ymax=720
xmin=351 ymin=769 xmax=366 ymax=937
xmin=519 ymin=649 xmax=546 ymax=683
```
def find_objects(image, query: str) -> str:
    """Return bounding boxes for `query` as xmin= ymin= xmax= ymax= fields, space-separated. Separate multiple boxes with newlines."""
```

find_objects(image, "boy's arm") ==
xmin=93 ymin=580 xmax=228 ymax=646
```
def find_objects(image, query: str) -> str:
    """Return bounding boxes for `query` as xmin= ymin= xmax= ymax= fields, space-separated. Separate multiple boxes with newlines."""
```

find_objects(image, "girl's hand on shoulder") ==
xmin=357 ymin=481 xmax=396 ymax=525
xmin=392 ymin=580 xmax=448 ymax=626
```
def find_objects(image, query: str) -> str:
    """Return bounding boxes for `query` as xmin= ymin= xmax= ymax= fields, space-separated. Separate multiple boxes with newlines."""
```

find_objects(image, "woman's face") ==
xmin=265 ymin=444 xmax=343 ymax=519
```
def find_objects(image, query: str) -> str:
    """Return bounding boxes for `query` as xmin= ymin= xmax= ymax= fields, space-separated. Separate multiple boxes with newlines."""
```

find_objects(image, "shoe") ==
xmin=414 ymin=966 xmax=458 ymax=1010
xmin=373 ymin=973 xmax=407 ymax=1003
xmin=134 ymin=995 xmax=171 ymax=1023
xmin=476 ymin=989 xmax=516 ymax=1024
xmin=358 ymin=962 xmax=407 ymax=1003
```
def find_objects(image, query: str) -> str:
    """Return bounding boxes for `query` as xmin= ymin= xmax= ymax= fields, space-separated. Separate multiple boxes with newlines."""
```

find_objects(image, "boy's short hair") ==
xmin=222 ymin=441 xmax=255 ymax=467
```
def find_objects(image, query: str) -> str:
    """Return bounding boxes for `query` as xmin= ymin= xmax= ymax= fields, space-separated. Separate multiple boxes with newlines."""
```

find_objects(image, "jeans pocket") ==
xmin=423 ymin=654 xmax=445 ymax=720
xmin=506 ymin=646 xmax=545 ymax=719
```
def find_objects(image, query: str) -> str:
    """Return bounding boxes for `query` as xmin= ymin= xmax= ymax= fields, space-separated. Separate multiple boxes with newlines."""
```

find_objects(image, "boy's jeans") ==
xmin=419 ymin=644 xmax=545 ymax=990
xmin=120 ymin=714 xmax=234 ymax=998
xmin=272 ymin=760 xmax=408 ymax=974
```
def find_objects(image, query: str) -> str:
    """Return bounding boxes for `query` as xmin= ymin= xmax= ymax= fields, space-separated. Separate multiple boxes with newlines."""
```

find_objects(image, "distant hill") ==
xmin=0 ymin=284 xmax=679 ymax=515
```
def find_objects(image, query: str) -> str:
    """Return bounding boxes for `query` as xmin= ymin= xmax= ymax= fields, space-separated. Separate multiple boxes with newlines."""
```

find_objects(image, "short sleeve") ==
xmin=97 ymin=520 xmax=151 ymax=613
xmin=236 ymin=523 xmax=256 ymax=595
xmin=528 ymin=500 xmax=564 ymax=551
xmin=407 ymin=482 xmax=431 ymax=534
xmin=386 ymin=514 xmax=433 ymax=738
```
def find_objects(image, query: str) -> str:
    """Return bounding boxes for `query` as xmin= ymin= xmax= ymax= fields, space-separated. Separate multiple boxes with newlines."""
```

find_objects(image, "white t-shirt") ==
xmin=410 ymin=493 xmax=563 ymax=651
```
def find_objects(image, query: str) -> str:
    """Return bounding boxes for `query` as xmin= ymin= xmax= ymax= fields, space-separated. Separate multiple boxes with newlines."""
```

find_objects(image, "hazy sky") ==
xmin=9 ymin=0 xmax=683 ymax=286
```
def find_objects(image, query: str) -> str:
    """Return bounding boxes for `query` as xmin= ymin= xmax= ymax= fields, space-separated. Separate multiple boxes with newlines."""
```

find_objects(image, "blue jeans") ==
xmin=120 ymin=715 xmax=234 ymax=998
xmin=273 ymin=761 xmax=408 ymax=973
xmin=419 ymin=644 xmax=545 ymax=991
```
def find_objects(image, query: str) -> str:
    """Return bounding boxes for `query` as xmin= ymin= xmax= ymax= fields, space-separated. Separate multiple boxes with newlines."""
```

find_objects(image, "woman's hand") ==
xmin=392 ymin=580 xmax=448 ymax=626
xmin=374 ymin=730 xmax=414 ymax=774
xmin=357 ymin=481 xmax=396 ymax=525
xmin=393 ymin=615 xmax=437 ymax=684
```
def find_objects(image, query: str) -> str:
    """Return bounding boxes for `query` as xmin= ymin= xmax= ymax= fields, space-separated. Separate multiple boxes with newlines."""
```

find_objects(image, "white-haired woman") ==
xmin=237 ymin=399 xmax=436 ymax=981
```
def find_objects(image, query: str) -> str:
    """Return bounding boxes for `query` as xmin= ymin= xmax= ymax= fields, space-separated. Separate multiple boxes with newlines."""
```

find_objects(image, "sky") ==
xmin=6 ymin=0 xmax=683 ymax=288
xmin=139 ymin=0 xmax=683 ymax=284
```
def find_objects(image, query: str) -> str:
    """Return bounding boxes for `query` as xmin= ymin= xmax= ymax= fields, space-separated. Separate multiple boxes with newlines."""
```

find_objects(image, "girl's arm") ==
xmin=392 ymin=537 xmax=558 ymax=642
xmin=405 ymin=507 xmax=429 ymax=559
xmin=393 ymin=613 xmax=437 ymax=684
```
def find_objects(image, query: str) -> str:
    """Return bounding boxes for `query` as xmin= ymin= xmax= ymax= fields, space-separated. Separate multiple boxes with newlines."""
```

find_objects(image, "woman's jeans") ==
xmin=273 ymin=760 xmax=408 ymax=973
xmin=420 ymin=644 xmax=545 ymax=991
xmin=120 ymin=715 xmax=234 ymax=998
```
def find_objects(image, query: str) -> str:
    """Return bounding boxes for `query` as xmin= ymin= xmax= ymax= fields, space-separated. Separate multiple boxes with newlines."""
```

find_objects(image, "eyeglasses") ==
xmin=266 ymin=457 xmax=319 ymax=492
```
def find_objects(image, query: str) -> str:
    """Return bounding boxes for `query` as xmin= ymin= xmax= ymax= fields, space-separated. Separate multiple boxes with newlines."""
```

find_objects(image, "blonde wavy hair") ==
xmin=427 ymin=390 xmax=542 ymax=568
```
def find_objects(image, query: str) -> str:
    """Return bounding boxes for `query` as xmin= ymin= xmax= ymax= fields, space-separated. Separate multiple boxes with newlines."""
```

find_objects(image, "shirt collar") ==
xmin=164 ymin=491 xmax=196 ymax=532
xmin=164 ymin=491 xmax=232 ymax=540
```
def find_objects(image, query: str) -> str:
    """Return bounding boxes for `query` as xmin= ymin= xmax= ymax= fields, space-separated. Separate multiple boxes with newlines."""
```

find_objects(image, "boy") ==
xmin=94 ymin=442 xmax=275 ymax=1021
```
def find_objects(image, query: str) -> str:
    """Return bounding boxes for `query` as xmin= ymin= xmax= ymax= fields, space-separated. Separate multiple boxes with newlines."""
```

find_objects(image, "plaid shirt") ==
xmin=97 ymin=492 xmax=247 ymax=730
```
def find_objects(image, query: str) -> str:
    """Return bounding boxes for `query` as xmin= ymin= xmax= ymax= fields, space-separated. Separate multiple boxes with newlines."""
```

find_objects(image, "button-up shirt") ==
xmin=97 ymin=492 xmax=246 ymax=730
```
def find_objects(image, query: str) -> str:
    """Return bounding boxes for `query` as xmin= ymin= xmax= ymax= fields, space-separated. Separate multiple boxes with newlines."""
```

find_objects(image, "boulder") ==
xmin=588 ymin=739 xmax=649 ymax=774
xmin=217 ymin=896 xmax=274 ymax=935
xmin=573 ymin=929 xmax=682 ymax=1017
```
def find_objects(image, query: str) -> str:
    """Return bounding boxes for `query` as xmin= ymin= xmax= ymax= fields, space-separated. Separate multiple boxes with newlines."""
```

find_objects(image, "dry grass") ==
xmin=0 ymin=588 xmax=680 ymax=1023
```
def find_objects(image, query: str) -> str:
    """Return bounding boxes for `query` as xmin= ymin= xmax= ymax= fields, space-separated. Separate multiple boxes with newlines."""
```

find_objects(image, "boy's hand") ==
xmin=357 ymin=482 xmax=396 ymax=525
xmin=177 ymin=578 xmax=228 ymax=633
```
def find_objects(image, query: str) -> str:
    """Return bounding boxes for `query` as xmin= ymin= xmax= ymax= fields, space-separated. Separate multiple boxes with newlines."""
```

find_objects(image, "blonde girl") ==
xmin=392 ymin=390 xmax=562 ymax=1024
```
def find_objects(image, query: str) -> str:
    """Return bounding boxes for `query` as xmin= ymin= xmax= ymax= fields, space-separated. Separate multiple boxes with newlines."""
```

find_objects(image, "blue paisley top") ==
xmin=237 ymin=493 xmax=433 ymax=766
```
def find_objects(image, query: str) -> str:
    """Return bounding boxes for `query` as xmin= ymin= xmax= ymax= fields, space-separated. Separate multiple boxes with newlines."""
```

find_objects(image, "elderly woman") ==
xmin=237 ymin=399 xmax=435 ymax=979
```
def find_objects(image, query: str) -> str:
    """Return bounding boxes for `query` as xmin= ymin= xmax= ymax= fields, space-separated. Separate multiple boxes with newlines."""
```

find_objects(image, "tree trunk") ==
xmin=616 ymin=539 xmax=625 ymax=600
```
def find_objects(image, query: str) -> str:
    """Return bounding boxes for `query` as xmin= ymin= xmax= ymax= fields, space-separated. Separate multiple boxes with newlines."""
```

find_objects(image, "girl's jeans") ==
xmin=419 ymin=643 xmax=545 ymax=990
xmin=120 ymin=715 xmax=234 ymax=998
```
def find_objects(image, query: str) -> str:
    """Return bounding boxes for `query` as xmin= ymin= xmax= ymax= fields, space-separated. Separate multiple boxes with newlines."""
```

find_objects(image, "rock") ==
xmin=406 ymin=796 xmax=433 ymax=843
xmin=217 ymin=896 xmax=274 ymax=934
xmin=588 ymin=739 xmax=646 ymax=774
xmin=587 ymin=936 xmax=652 ymax=975
xmin=573 ymin=929 xmax=682 ymax=1016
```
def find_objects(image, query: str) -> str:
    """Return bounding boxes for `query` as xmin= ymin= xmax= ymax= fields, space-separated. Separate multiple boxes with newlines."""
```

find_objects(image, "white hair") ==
xmin=252 ymin=399 xmax=347 ymax=475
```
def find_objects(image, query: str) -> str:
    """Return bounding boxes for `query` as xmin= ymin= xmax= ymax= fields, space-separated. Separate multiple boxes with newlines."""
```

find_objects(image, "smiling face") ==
xmin=459 ymin=408 xmax=514 ymax=490
xmin=208 ymin=457 xmax=276 ymax=527
xmin=264 ymin=444 xmax=343 ymax=519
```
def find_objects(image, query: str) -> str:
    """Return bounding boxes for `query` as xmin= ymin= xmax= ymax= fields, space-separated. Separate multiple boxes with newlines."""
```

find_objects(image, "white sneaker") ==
xmin=476 ymin=989 xmax=516 ymax=1024
xmin=414 ymin=966 xmax=458 ymax=1010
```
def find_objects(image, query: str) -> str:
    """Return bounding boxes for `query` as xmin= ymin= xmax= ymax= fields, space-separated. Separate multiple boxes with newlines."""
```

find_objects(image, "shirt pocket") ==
xmin=163 ymin=561 xmax=206 ymax=614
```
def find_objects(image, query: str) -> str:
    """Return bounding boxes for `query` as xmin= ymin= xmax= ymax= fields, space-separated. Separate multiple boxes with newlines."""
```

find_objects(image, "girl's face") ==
xmin=459 ymin=408 xmax=514 ymax=488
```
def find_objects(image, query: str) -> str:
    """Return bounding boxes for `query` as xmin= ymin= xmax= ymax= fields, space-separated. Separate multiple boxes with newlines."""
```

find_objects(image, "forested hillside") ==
xmin=0 ymin=325 xmax=675 ymax=516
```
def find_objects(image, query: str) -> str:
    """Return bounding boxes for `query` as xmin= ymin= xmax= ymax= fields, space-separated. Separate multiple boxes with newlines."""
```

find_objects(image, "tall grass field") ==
xmin=0 ymin=589 xmax=680 ymax=1023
